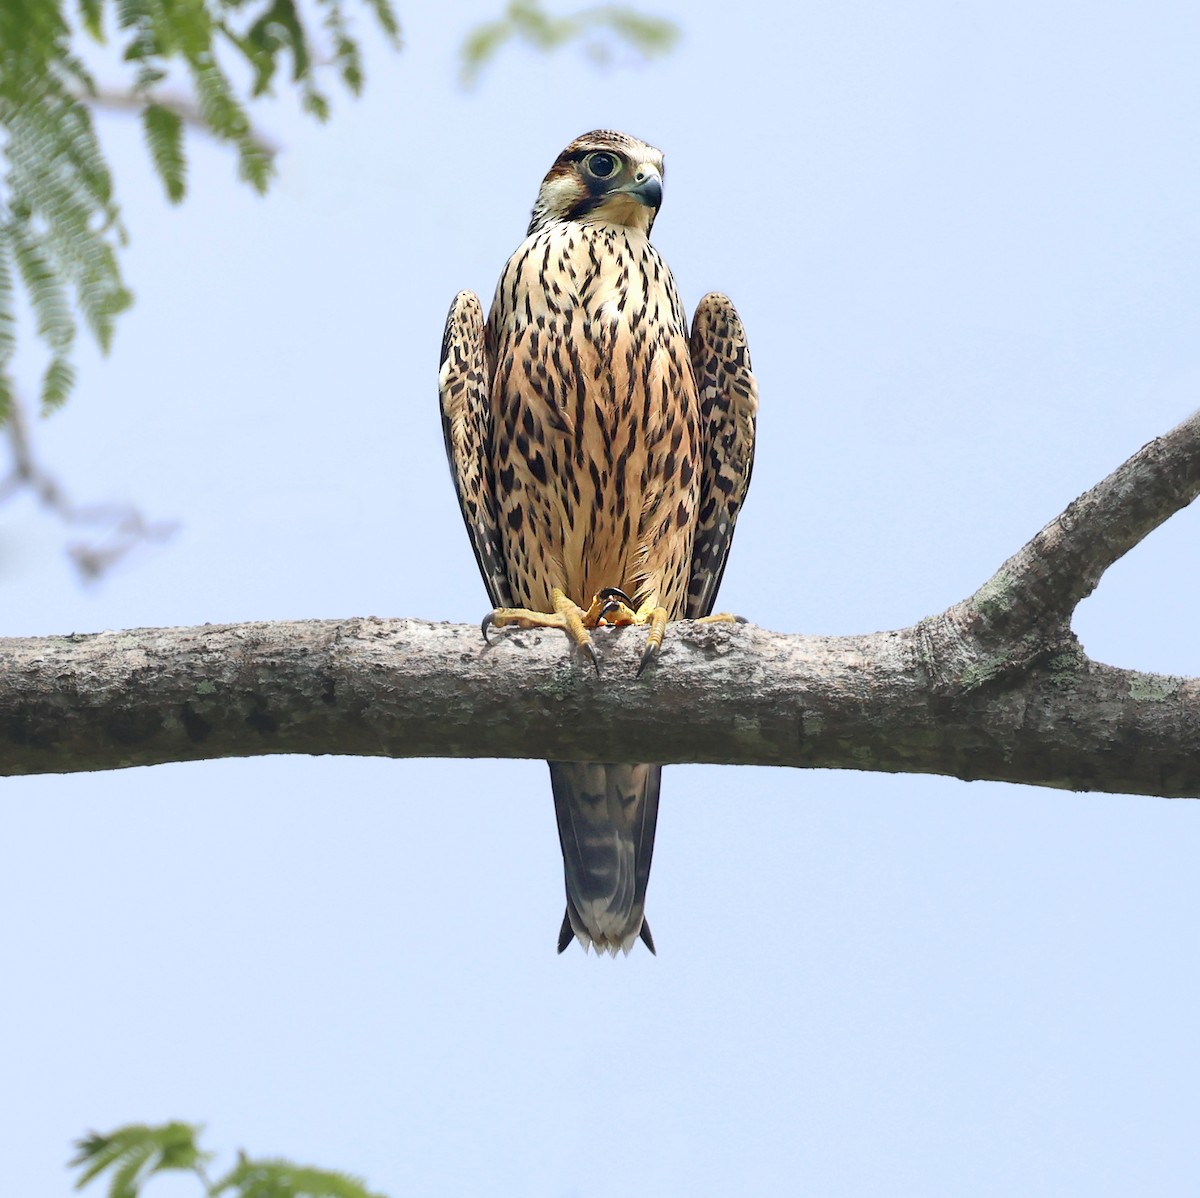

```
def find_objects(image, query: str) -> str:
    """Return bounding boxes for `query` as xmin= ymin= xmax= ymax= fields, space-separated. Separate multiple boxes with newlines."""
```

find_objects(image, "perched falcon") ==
xmin=438 ymin=130 xmax=757 ymax=955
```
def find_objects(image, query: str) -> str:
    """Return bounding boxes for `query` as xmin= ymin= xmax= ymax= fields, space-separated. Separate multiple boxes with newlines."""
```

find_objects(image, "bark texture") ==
xmin=2 ymin=412 xmax=1198 ymax=795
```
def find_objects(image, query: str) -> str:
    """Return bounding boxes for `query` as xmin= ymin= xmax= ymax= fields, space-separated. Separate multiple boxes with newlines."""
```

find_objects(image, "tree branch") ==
xmin=86 ymin=86 xmax=280 ymax=158
xmin=0 ymin=392 xmax=177 ymax=581
xmin=2 ymin=412 xmax=1198 ymax=794
xmin=962 ymin=410 xmax=1200 ymax=635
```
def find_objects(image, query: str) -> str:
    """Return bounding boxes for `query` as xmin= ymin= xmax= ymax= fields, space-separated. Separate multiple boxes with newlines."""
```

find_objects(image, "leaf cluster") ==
xmin=71 ymin=1122 xmax=388 ymax=1198
xmin=0 ymin=0 xmax=400 ymax=418
xmin=462 ymin=0 xmax=678 ymax=85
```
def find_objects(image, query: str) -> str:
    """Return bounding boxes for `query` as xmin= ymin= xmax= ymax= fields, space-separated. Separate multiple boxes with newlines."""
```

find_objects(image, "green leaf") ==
xmin=41 ymin=353 xmax=76 ymax=412
xmin=135 ymin=65 xmax=168 ymax=89
xmin=212 ymin=1157 xmax=388 ymax=1198
xmin=601 ymin=6 xmax=679 ymax=53
xmin=142 ymin=104 xmax=187 ymax=202
xmin=236 ymin=135 xmax=274 ymax=191
xmin=71 ymin=1122 xmax=211 ymax=1198
xmin=0 ymin=226 xmax=15 ymax=366
xmin=104 ymin=1138 xmax=156 ymax=1198
xmin=323 ymin=6 xmax=365 ymax=96
xmin=460 ymin=22 xmax=514 ymax=84
xmin=300 ymin=86 xmax=331 ymax=122
xmin=77 ymin=0 xmax=106 ymax=42
xmin=73 ymin=1125 xmax=396 ymax=1198
xmin=263 ymin=0 xmax=310 ymax=83
xmin=0 ymin=368 xmax=13 ymax=425
xmin=188 ymin=56 xmax=248 ymax=141
xmin=461 ymin=1 xmax=679 ymax=84
xmin=10 ymin=222 xmax=74 ymax=355
xmin=359 ymin=0 xmax=401 ymax=46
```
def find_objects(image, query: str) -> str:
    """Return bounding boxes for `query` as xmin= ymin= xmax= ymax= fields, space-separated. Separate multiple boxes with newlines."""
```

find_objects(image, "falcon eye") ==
xmin=585 ymin=152 xmax=619 ymax=179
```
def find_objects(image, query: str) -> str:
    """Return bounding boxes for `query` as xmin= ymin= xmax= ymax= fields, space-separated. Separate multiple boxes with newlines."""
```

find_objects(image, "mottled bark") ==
xmin=2 ymin=412 xmax=1198 ymax=795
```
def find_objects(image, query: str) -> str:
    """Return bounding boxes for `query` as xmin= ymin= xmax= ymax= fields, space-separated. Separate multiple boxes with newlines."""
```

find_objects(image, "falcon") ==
xmin=438 ymin=130 xmax=758 ymax=955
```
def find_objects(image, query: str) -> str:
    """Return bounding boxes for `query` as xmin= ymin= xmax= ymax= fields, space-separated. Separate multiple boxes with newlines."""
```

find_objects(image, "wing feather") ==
xmin=438 ymin=291 xmax=512 ymax=608
xmin=685 ymin=292 xmax=758 ymax=618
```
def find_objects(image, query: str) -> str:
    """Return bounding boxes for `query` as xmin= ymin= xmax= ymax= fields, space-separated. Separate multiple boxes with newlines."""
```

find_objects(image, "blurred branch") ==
xmin=0 ymin=390 xmax=175 ymax=581
xmin=461 ymin=0 xmax=678 ymax=85
xmin=85 ymin=85 xmax=280 ymax=159
xmin=2 ymin=411 xmax=1199 ymax=789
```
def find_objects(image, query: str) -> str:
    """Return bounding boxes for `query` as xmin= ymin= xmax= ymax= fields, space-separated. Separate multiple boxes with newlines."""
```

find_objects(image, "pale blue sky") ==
xmin=4 ymin=1 xmax=1200 ymax=1194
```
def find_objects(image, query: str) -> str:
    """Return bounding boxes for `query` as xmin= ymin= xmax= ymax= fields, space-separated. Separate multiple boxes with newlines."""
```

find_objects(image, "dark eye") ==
xmin=586 ymin=152 xmax=619 ymax=179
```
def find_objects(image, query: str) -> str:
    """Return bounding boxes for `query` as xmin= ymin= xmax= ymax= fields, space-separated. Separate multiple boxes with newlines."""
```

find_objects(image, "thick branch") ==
xmin=1 ymin=616 xmax=1197 ymax=796
xmin=2 ymin=411 xmax=1197 ymax=794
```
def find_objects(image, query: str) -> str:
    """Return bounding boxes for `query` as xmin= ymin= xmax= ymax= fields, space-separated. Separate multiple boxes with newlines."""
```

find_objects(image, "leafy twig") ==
xmin=462 ymin=0 xmax=678 ymax=85
xmin=71 ymin=1123 xmax=387 ymax=1198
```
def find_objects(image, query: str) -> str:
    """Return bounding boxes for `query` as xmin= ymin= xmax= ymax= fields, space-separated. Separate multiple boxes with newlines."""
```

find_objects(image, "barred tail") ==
xmin=549 ymin=761 xmax=661 ymax=956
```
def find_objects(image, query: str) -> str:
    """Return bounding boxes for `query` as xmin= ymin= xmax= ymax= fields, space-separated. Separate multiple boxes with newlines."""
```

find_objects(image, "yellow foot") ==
xmin=636 ymin=605 xmax=670 ymax=676
xmin=482 ymin=588 xmax=599 ymax=673
xmin=569 ymin=586 xmax=668 ymax=675
xmin=695 ymin=612 xmax=749 ymax=625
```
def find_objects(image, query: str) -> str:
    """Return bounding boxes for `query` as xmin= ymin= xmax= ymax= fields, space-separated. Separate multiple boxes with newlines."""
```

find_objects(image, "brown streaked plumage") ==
xmin=439 ymin=130 xmax=757 ymax=955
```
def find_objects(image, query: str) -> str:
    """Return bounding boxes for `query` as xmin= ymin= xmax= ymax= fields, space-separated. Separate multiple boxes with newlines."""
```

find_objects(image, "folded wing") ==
xmin=438 ymin=290 xmax=512 ymax=609
xmin=686 ymin=293 xmax=759 ymax=619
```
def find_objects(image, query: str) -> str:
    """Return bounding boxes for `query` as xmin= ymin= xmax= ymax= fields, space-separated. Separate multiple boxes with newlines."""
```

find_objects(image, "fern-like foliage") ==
xmin=0 ymin=0 xmax=128 ymax=416
xmin=0 ymin=0 xmax=401 ymax=418
xmin=71 ymin=1122 xmax=213 ymax=1198
xmin=212 ymin=1157 xmax=387 ymax=1198
xmin=461 ymin=0 xmax=678 ymax=85
xmin=0 ymin=0 xmax=673 ymax=423
xmin=72 ymin=1123 xmax=388 ymax=1198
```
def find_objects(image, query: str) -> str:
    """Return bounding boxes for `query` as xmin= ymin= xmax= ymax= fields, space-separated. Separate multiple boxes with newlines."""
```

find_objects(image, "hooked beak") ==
xmin=622 ymin=169 xmax=663 ymax=210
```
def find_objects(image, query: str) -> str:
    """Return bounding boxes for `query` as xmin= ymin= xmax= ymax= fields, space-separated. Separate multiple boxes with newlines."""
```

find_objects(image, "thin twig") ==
xmin=0 ymin=392 xmax=177 ymax=582
xmin=86 ymin=85 xmax=280 ymax=157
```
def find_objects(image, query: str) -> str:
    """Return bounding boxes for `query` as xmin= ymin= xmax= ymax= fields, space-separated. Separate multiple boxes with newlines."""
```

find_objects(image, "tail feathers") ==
xmin=557 ymin=910 xmax=656 ymax=956
xmin=550 ymin=761 xmax=661 ymax=956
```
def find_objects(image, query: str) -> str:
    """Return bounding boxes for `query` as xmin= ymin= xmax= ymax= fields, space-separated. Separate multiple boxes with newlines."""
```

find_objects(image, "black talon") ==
xmin=481 ymin=613 xmax=495 ymax=643
xmin=582 ymin=640 xmax=601 ymax=676
xmin=636 ymin=641 xmax=659 ymax=678
xmin=597 ymin=586 xmax=634 ymax=606
xmin=733 ymin=615 xmax=748 ymax=624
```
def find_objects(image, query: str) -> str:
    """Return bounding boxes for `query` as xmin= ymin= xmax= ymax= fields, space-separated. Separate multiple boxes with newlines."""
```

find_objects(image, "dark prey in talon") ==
xmin=597 ymin=598 xmax=632 ymax=624
xmin=593 ymin=586 xmax=638 ymax=625
xmin=596 ymin=586 xmax=636 ymax=607
xmin=438 ymin=129 xmax=758 ymax=955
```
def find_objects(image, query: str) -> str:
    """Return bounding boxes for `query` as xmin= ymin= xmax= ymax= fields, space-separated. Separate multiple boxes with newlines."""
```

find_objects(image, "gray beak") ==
xmin=626 ymin=172 xmax=663 ymax=209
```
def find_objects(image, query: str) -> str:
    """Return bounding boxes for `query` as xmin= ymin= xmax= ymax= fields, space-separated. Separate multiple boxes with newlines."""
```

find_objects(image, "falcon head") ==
xmin=527 ymin=130 xmax=665 ymax=238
